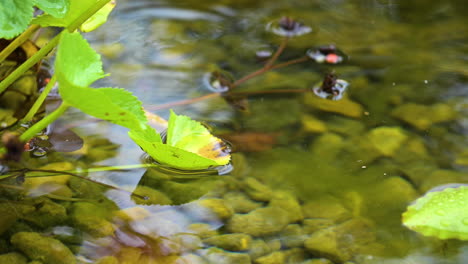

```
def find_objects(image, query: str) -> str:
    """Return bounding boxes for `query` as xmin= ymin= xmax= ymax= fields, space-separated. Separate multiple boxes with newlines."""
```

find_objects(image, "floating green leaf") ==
xmin=35 ymin=0 xmax=70 ymax=18
xmin=129 ymin=111 xmax=231 ymax=170
xmin=55 ymin=32 xmax=147 ymax=129
xmin=0 ymin=0 xmax=34 ymax=39
xmin=167 ymin=110 xmax=230 ymax=165
xmin=80 ymin=0 xmax=115 ymax=32
xmin=403 ymin=185 xmax=468 ymax=240
xmin=32 ymin=0 xmax=101 ymax=30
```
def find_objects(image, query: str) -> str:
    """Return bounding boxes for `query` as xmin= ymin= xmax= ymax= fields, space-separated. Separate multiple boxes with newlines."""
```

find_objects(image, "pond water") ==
xmin=1 ymin=0 xmax=468 ymax=263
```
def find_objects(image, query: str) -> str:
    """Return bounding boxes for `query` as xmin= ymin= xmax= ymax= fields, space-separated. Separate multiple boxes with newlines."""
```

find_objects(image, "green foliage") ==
xmin=80 ymin=0 xmax=115 ymax=32
xmin=403 ymin=185 xmax=468 ymax=240
xmin=32 ymin=0 xmax=106 ymax=30
xmin=0 ymin=0 xmax=35 ymax=39
xmin=129 ymin=111 xmax=231 ymax=170
xmin=55 ymin=32 xmax=147 ymax=130
xmin=35 ymin=0 xmax=70 ymax=18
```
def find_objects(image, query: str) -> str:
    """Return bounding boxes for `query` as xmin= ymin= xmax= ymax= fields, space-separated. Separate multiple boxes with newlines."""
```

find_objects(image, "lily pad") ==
xmin=402 ymin=185 xmax=468 ymax=240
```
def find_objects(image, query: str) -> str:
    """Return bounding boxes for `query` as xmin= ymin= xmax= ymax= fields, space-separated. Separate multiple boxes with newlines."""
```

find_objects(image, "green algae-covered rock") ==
xmin=279 ymin=224 xmax=305 ymax=248
xmin=302 ymin=219 xmax=336 ymax=234
xmin=367 ymin=126 xmax=408 ymax=157
xmin=269 ymin=191 xmax=303 ymax=223
xmin=187 ymin=223 xmax=219 ymax=239
xmin=0 ymin=203 xmax=18 ymax=235
xmin=419 ymin=169 xmax=468 ymax=193
xmin=95 ymin=256 xmax=119 ymax=264
xmin=301 ymin=114 xmax=327 ymax=133
xmin=131 ymin=185 xmax=172 ymax=205
xmin=11 ymin=232 xmax=76 ymax=264
xmin=302 ymin=259 xmax=333 ymax=264
xmin=243 ymin=178 xmax=273 ymax=202
xmin=254 ymin=251 xmax=286 ymax=264
xmin=186 ymin=198 xmax=234 ymax=221
xmin=20 ymin=198 xmax=67 ymax=228
xmin=0 ymin=252 xmax=27 ymax=264
xmin=391 ymin=103 xmax=456 ymax=130
xmin=302 ymin=196 xmax=352 ymax=223
xmin=71 ymin=202 xmax=115 ymax=237
xmin=248 ymin=239 xmax=272 ymax=260
xmin=309 ymin=133 xmax=345 ymax=162
xmin=201 ymin=247 xmax=251 ymax=264
xmin=223 ymin=192 xmax=263 ymax=213
xmin=303 ymin=93 xmax=364 ymax=118
xmin=227 ymin=207 xmax=290 ymax=237
xmin=203 ymin=234 xmax=252 ymax=251
xmin=326 ymin=116 xmax=365 ymax=136
xmin=304 ymin=218 xmax=375 ymax=263
xmin=0 ymin=109 xmax=17 ymax=128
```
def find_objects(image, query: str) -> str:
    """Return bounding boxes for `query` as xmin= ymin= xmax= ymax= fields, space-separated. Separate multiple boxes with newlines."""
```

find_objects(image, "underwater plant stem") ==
xmin=264 ymin=37 xmax=289 ymax=68
xmin=22 ymin=75 xmax=57 ymax=122
xmin=0 ymin=24 xmax=40 ymax=63
xmin=270 ymin=56 xmax=309 ymax=70
xmin=146 ymin=93 xmax=221 ymax=111
xmin=19 ymin=103 xmax=69 ymax=142
xmin=0 ymin=0 xmax=111 ymax=95
xmin=232 ymin=38 xmax=292 ymax=88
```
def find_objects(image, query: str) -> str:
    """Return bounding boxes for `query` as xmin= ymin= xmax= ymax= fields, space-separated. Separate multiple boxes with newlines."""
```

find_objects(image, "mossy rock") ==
xmin=11 ymin=232 xmax=76 ymax=264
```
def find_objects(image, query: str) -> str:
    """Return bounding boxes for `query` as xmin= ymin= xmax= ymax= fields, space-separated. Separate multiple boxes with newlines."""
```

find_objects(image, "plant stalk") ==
xmin=0 ymin=0 xmax=111 ymax=95
xmin=22 ymin=75 xmax=57 ymax=122
xmin=0 ymin=24 xmax=40 ymax=63
xmin=19 ymin=102 xmax=69 ymax=142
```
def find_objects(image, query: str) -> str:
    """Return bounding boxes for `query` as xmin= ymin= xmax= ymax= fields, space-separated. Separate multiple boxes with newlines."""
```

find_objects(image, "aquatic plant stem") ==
xmin=264 ymin=37 xmax=289 ymax=68
xmin=19 ymin=103 xmax=69 ymax=142
xmin=0 ymin=25 xmax=40 ymax=63
xmin=270 ymin=56 xmax=309 ymax=70
xmin=22 ymin=75 xmax=57 ymax=122
xmin=232 ymin=37 xmax=289 ymax=87
xmin=0 ymin=0 xmax=111 ymax=95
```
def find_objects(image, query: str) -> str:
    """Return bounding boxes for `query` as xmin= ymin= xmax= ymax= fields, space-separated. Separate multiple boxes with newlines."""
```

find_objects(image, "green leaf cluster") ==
xmin=403 ymin=184 xmax=468 ymax=240
xmin=0 ymin=0 xmax=114 ymax=39
xmin=0 ymin=0 xmax=69 ymax=39
xmin=55 ymin=32 xmax=230 ymax=170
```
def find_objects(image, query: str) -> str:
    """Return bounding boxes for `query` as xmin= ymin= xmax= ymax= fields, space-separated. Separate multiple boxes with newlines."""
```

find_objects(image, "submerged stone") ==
xmin=203 ymin=233 xmax=252 ymax=251
xmin=200 ymin=247 xmax=251 ymax=264
xmin=304 ymin=218 xmax=375 ymax=263
xmin=0 ymin=252 xmax=27 ymax=264
xmin=302 ymin=196 xmax=352 ymax=223
xmin=224 ymin=192 xmax=263 ymax=213
xmin=269 ymin=191 xmax=303 ymax=222
xmin=187 ymin=223 xmax=219 ymax=239
xmin=71 ymin=202 xmax=115 ymax=237
xmin=20 ymin=198 xmax=67 ymax=228
xmin=279 ymin=224 xmax=305 ymax=248
xmin=301 ymin=114 xmax=327 ymax=133
xmin=11 ymin=232 xmax=76 ymax=264
xmin=248 ymin=239 xmax=273 ymax=260
xmin=95 ymin=256 xmax=119 ymax=264
xmin=184 ymin=198 xmax=234 ymax=222
xmin=243 ymin=178 xmax=274 ymax=202
xmin=254 ymin=251 xmax=286 ymax=264
xmin=227 ymin=206 xmax=290 ymax=237
xmin=391 ymin=103 xmax=456 ymax=130
xmin=303 ymin=93 xmax=364 ymax=118
xmin=131 ymin=185 xmax=172 ymax=205
xmin=367 ymin=126 xmax=408 ymax=157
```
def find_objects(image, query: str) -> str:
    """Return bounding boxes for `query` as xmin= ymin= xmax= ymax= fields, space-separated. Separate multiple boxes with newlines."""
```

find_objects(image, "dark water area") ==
xmin=1 ymin=0 xmax=468 ymax=263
